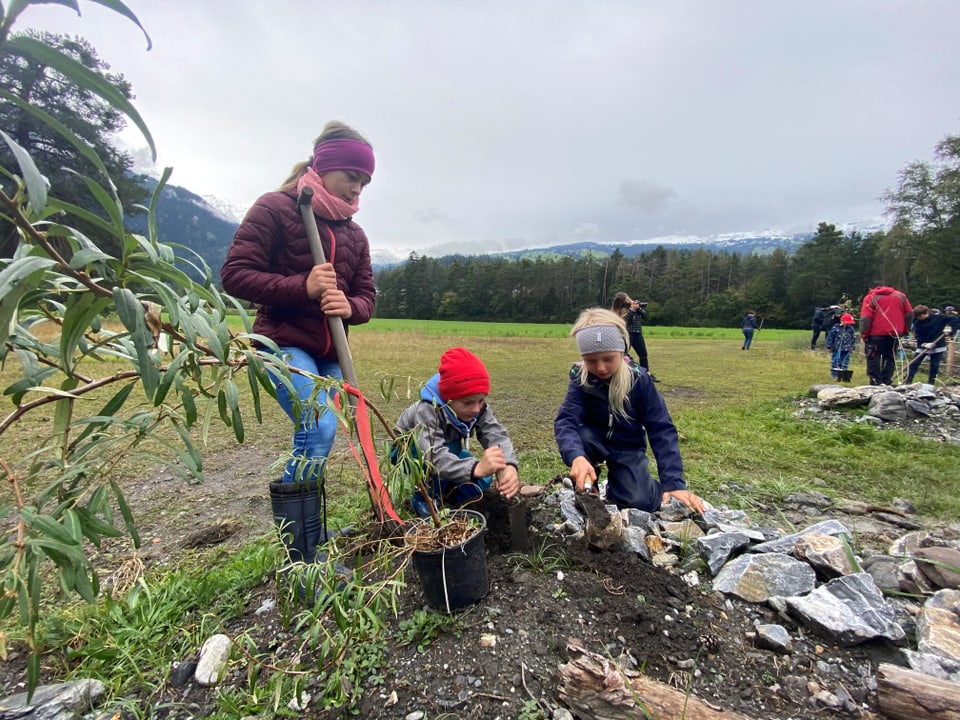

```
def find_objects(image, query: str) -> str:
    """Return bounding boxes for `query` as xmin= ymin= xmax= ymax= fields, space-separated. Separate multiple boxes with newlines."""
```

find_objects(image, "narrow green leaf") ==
xmin=27 ymin=653 xmax=40 ymax=698
xmin=20 ymin=509 xmax=77 ymax=546
xmin=113 ymin=287 xmax=159 ymax=398
xmin=0 ymin=129 xmax=47 ymax=213
xmin=231 ymin=405 xmax=244 ymax=443
xmin=7 ymin=36 xmax=155 ymax=158
xmin=60 ymin=293 xmax=111 ymax=373
xmin=73 ymin=564 xmax=97 ymax=603
xmin=0 ymin=258 xmax=57 ymax=350
xmin=70 ymin=382 xmax=135 ymax=448
xmin=66 ymin=168 xmax=123 ymax=233
xmin=75 ymin=507 xmax=123 ymax=545
xmin=108 ymin=480 xmax=140 ymax=548
xmin=52 ymin=376 xmax=78 ymax=441
xmin=181 ymin=386 xmax=197 ymax=426
xmin=153 ymin=350 xmax=190 ymax=406
xmin=86 ymin=0 xmax=152 ymax=51
xmin=171 ymin=421 xmax=202 ymax=475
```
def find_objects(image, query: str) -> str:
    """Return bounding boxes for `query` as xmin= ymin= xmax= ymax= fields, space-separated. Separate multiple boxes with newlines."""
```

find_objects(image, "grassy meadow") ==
xmin=4 ymin=318 xmax=960 ymax=526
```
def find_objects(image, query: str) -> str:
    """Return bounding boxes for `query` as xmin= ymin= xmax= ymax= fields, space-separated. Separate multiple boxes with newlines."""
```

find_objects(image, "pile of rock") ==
xmin=798 ymin=382 xmax=960 ymax=443
xmin=547 ymin=484 xmax=960 ymax=689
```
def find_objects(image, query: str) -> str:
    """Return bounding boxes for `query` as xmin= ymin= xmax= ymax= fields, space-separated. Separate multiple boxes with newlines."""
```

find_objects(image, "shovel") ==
xmin=296 ymin=187 xmax=403 ymax=528
xmin=498 ymin=470 xmax=530 ymax=552
xmin=898 ymin=331 xmax=947 ymax=383
xmin=296 ymin=186 xmax=358 ymax=400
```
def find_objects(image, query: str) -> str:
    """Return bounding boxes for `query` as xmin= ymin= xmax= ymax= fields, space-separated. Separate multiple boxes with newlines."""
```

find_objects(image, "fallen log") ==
xmin=558 ymin=639 xmax=756 ymax=720
xmin=877 ymin=663 xmax=960 ymax=720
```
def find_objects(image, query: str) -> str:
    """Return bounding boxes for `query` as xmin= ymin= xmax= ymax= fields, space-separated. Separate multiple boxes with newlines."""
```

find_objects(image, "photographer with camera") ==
xmin=612 ymin=292 xmax=657 ymax=381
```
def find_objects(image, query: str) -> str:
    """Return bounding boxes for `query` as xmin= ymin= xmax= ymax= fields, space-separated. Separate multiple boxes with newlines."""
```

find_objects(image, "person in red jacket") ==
xmin=221 ymin=121 xmax=376 ymax=568
xmin=859 ymin=282 xmax=913 ymax=386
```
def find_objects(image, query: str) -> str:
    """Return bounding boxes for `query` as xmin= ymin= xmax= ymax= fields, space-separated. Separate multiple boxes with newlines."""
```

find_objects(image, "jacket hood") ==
xmin=420 ymin=373 xmax=477 ymax=437
xmin=870 ymin=286 xmax=899 ymax=296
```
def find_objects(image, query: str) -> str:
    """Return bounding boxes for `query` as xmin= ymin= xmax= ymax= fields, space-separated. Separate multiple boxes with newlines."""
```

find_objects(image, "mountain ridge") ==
xmin=132 ymin=178 xmax=887 ymax=275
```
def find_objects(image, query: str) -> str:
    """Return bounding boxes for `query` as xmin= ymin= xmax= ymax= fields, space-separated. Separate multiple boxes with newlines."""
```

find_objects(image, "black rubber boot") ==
xmin=269 ymin=480 xmax=329 ymax=564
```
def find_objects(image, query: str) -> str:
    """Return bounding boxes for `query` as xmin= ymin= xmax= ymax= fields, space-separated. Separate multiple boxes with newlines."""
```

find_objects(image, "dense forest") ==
xmin=375 ymin=132 xmax=960 ymax=329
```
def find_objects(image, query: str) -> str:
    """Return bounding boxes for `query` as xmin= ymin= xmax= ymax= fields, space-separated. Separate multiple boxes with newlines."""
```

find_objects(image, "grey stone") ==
xmin=903 ymin=649 xmax=960 ymax=683
xmin=795 ymin=533 xmax=859 ymax=578
xmin=749 ymin=519 xmax=852 ymax=555
xmin=862 ymin=555 xmax=902 ymax=592
xmin=755 ymin=624 xmax=792 ymax=653
xmin=696 ymin=531 xmax=752 ymax=576
xmin=916 ymin=589 xmax=960 ymax=661
xmin=713 ymin=553 xmax=816 ymax=603
xmin=785 ymin=573 xmax=905 ymax=646
xmin=0 ymin=679 xmax=104 ymax=720
xmin=867 ymin=391 xmax=914 ymax=421
xmin=914 ymin=547 xmax=960 ymax=589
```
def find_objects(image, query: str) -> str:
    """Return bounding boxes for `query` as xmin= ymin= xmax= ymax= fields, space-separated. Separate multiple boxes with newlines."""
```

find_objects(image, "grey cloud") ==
xmin=414 ymin=207 xmax=452 ymax=224
xmin=617 ymin=178 xmax=677 ymax=214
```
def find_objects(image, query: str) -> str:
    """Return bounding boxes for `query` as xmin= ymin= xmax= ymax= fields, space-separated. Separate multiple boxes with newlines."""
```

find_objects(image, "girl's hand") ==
xmin=569 ymin=456 xmax=597 ymax=493
xmin=319 ymin=288 xmax=353 ymax=318
xmin=306 ymin=263 xmax=338 ymax=300
xmin=662 ymin=489 xmax=706 ymax=514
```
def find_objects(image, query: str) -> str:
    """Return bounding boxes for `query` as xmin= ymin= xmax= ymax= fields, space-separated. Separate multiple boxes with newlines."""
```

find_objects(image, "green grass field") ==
xmin=4 ymin=320 xmax=960 ymax=521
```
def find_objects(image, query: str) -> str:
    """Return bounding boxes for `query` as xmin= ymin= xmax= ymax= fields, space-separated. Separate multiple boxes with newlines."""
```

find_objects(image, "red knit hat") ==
xmin=840 ymin=313 xmax=855 ymax=325
xmin=438 ymin=347 xmax=490 ymax=400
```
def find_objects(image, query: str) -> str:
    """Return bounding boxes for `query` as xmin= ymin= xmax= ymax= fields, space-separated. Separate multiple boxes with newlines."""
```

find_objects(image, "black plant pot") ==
xmin=406 ymin=509 xmax=488 ymax=613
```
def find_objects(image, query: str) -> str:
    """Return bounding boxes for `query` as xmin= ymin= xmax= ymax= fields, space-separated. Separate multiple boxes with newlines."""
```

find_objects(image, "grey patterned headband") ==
xmin=575 ymin=324 xmax=626 ymax=355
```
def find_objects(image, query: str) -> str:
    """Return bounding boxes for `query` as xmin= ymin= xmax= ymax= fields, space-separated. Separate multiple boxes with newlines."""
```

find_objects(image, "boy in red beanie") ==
xmin=395 ymin=347 xmax=521 ymax=516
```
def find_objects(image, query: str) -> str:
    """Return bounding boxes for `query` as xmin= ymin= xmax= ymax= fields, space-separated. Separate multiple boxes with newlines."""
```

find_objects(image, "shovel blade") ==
xmin=508 ymin=499 xmax=530 ymax=551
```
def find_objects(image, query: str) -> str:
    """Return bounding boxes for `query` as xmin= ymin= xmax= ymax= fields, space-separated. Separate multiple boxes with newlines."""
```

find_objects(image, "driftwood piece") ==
xmin=877 ymin=663 xmax=960 ymax=720
xmin=558 ymin=639 xmax=755 ymax=720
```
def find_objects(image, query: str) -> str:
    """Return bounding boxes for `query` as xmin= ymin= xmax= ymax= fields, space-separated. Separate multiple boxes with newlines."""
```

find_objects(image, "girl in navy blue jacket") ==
xmin=554 ymin=308 xmax=705 ymax=513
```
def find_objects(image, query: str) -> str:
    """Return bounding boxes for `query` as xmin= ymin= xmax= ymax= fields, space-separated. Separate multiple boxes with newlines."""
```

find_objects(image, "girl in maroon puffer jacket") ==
xmin=221 ymin=121 xmax=377 ymax=567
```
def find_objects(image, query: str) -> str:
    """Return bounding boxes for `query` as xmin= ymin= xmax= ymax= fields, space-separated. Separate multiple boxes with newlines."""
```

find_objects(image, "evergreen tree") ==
xmin=0 ymin=30 xmax=148 ymax=255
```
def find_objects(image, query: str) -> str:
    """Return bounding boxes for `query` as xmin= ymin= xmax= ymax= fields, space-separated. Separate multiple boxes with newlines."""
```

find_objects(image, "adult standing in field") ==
xmin=859 ymin=282 xmax=912 ymax=386
xmin=554 ymin=308 xmax=705 ymax=513
xmin=810 ymin=305 xmax=831 ymax=350
xmin=611 ymin=292 xmax=656 ymax=381
xmin=740 ymin=310 xmax=760 ymax=350
xmin=221 ymin=121 xmax=377 ymax=568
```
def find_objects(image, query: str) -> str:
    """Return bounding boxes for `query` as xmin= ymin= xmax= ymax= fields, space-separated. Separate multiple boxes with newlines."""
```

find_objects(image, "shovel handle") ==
xmin=296 ymin=187 xmax=359 ymax=398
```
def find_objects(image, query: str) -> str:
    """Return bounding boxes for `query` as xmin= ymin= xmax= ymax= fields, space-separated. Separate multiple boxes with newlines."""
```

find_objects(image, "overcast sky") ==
xmin=21 ymin=1 xmax=960 ymax=258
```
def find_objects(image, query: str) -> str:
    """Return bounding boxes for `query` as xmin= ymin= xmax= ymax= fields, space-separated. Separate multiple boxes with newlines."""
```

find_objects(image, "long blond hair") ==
xmin=570 ymin=308 xmax=633 ymax=419
xmin=279 ymin=121 xmax=373 ymax=191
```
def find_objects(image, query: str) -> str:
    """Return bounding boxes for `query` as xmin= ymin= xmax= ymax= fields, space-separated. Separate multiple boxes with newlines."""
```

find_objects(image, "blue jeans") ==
xmin=906 ymin=351 xmax=943 ymax=384
xmin=268 ymin=346 xmax=342 ymax=484
xmin=831 ymin=349 xmax=851 ymax=377
xmin=742 ymin=329 xmax=755 ymax=349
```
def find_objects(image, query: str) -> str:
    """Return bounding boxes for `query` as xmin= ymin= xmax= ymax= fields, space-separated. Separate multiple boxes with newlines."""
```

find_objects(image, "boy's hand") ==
xmin=495 ymin=466 xmax=520 ymax=500
xmin=475 ymin=446 xmax=507 ymax=479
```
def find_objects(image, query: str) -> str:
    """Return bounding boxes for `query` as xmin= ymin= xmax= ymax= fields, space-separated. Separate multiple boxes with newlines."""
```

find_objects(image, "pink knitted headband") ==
xmin=311 ymin=139 xmax=375 ymax=177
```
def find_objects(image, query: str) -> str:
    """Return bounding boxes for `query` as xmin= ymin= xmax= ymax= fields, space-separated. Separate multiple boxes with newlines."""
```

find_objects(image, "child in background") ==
xmin=826 ymin=312 xmax=857 ymax=381
xmin=395 ymin=347 xmax=521 ymax=516
xmin=905 ymin=305 xmax=957 ymax=384
xmin=554 ymin=308 xmax=705 ymax=513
